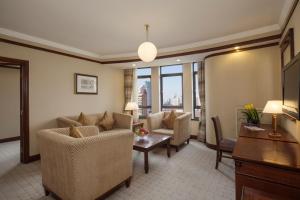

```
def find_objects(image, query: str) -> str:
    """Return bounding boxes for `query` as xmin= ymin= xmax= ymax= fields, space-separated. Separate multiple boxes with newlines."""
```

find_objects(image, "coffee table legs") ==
xmin=167 ymin=139 xmax=171 ymax=158
xmin=144 ymin=151 xmax=149 ymax=174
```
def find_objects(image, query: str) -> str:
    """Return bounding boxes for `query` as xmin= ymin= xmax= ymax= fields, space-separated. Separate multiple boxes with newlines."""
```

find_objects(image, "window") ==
xmin=193 ymin=63 xmax=201 ymax=119
xmin=160 ymin=65 xmax=183 ymax=112
xmin=137 ymin=68 xmax=151 ymax=118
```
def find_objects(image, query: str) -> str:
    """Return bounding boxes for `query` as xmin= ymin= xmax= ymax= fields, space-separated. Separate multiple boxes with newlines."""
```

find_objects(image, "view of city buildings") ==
xmin=136 ymin=65 xmax=200 ymax=118
xmin=162 ymin=94 xmax=182 ymax=107
xmin=138 ymin=80 xmax=151 ymax=116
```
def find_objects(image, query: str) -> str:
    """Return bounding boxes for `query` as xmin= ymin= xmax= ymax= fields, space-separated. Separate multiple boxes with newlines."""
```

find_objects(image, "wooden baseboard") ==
xmin=28 ymin=154 xmax=40 ymax=162
xmin=190 ymin=135 xmax=198 ymax=140
xmin=0 ymin=136 xmax=20 ymax=143
xmin=206 ymin=142 xmax=217 ymax=150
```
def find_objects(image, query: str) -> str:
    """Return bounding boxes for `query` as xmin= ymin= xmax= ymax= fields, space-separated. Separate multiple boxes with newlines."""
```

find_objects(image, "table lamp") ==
xmin=262 ymin=100 xmax=283 ymax=138
xmin=125 ymin=102 xmax=138 ymax=115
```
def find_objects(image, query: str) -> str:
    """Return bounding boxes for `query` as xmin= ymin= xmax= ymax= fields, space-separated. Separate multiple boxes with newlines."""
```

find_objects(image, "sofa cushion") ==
xmin=77 ymin=112 xmax=95 ymax=126
xmin=98 ymin=111 xmax=115 ymax=131
xmin=69 ymin=126 xmax=84 ymax=138
xmin=162 ymin=110 xmax=176 ymax=129
xmin=152 ymin=129 xmax=174 ymax=137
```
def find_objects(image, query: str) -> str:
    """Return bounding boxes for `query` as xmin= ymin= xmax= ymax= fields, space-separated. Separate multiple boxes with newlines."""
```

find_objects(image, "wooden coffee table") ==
xmin=133 ymin=133 xmax=171 ymax=174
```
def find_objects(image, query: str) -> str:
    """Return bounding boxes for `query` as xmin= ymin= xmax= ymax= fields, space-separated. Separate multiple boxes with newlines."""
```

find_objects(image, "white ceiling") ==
xmin=0 ymin=0 xmax=294 ymax=65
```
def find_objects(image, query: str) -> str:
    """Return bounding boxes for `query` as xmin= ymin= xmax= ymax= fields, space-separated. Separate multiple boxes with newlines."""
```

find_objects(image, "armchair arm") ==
xmin=37 ymin=130 xmax=78 ymax=199
xmin=56 ymin=117 xmax=82 ymax=128
xmin=173 ymin=113 xmax=192 ymax=144
xmin=147 ymin=112 xmax=164 ymax=131
xmin=113 ymin=112 xmax=133 ymax=129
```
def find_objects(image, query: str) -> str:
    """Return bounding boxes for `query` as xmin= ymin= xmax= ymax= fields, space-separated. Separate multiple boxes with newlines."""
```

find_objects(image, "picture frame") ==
xmin=75 ymin=73 xmax=98 ymax=94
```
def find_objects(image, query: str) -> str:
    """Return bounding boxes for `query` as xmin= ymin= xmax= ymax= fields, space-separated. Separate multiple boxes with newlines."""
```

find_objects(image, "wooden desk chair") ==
xmin=211 ymin=116 xmax=236 ymax=169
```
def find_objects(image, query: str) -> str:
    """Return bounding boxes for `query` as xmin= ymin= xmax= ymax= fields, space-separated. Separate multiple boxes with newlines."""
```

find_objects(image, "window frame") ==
xmin=137 ymin=67 xmax=152 ymax=119
xmin=193 ymin=63 xmax=201 ymax=120
xmin=160 ymin=65 xmax=184 ymax=111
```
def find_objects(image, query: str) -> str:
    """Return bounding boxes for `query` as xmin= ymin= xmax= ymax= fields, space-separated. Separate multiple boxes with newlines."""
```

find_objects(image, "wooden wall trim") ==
xmin=0 ymin=65 xmax=20 ymax=69
xmin=0 ymin=38 xmax=102 ymax=64
xmin=0 ymin=136 xmax=20 ymax=143
xmin=28 ymin=154 xmax=40 ymax=162
xmin=204 ymin=42 xmax=279 ymax=60
xmin=0 ymin=34 xmax=281 ymax=65
xmin=281 ymin=0 xmax=299 ymax=35
xmin=101 ymin=35 xmax=281 ymax=64
xmin=190 ymin=135 xmax=198 ymax=140
xmin=206 ymin=142 xmax=217 ymax=150
xmin=0 ymin=56 xmax=30 ymax=164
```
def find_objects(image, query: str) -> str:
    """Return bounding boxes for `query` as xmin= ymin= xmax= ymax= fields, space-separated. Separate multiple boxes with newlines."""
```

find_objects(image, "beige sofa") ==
xmin=56 ymin=112 xmax=133 ymax=131
xmin=37 ymin=126 xmax=134 ymax=200
xmin=147 ymin=112 xmax=192 ymax=151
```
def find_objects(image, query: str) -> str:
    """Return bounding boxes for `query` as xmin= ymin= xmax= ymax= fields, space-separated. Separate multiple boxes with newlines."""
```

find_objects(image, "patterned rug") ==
xmin=0 ymin=140 xmax=235 ymax=200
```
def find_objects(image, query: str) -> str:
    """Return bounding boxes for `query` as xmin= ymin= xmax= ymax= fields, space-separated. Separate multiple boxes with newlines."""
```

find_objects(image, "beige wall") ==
xmin=151 ymin=66 xmax=160 ymax=113
xmin=0 ymin=42 xmax=124 ymax=155
xmin=280 ymin=2 xmax=300 ymax=142
xmin=0 ymin=67 xmax=20 ymax=139
xmin=205 ymin=46 xmax=281 ymax=144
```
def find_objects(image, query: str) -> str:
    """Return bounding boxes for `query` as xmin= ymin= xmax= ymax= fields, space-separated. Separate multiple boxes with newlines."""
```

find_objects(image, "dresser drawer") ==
xmin=235 ymin=160 xmax=300 ymax=188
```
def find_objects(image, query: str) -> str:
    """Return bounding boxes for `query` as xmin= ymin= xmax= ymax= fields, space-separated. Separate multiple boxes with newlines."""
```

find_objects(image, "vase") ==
xmin=136 ymin=135 xmax=148 ymax=143
xmin=246 ymin=120 xmax=260 ymax=127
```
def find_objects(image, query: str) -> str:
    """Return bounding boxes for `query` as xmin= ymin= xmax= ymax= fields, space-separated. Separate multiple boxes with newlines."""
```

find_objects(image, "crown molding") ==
xmin=278 ymin=0 xmax=296 ymax=28
xmin=100 ymin=24 xmax=280 ymax=60
xmin=0 ymin=28 xmax=101 ymax=59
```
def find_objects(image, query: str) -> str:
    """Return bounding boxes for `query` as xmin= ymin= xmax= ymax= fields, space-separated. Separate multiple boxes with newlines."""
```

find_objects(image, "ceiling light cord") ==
xmin=145 ymin=24 xmax=149 ymax=41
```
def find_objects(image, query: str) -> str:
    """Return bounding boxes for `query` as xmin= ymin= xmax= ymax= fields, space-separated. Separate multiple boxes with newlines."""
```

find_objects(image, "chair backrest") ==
xmin=211 ymin=116 xmax=223 ymax=148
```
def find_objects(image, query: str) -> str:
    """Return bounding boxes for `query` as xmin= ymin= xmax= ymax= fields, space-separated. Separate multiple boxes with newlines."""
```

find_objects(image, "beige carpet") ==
xmin=0 ymin=140 xmax=235 ymax=200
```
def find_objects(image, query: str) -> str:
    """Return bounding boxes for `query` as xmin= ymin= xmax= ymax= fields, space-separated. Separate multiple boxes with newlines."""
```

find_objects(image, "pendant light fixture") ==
xmin=138 ymin=24 xmax=157 ymax=62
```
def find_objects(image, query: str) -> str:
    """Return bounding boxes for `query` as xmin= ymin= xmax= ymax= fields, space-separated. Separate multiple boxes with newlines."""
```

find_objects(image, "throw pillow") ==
xmin=162 ymin=110 xmax=177 ymax=129
xmin=98 ymin=111 xmax=115 ymax=131
xmin=77 ymin=112 xmax=93 ymax=126
xmin=69 ymin=126 xmax=84 ymax=138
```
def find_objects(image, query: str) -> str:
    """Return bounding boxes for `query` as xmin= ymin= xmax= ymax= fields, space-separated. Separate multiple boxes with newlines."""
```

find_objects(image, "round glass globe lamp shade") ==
xmin=138 ymin=41 xmax=157 ymax=62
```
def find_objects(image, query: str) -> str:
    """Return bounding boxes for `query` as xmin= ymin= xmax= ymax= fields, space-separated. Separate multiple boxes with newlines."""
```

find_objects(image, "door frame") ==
xmin=0 ymin=56 xmax=30 ymax=163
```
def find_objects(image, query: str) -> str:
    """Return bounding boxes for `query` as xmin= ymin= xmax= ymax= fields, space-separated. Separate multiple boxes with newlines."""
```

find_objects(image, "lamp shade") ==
xmin=138 ymin=41 xmax=157 ymax=62
xmin=125 ymin=102 xmax=138 ymax=111
xmin=263 ymin=100 xmax=283 ymax=114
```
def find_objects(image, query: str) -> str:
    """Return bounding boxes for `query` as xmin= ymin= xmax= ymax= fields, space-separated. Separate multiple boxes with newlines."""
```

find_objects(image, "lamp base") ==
xmin=268 ymin=132 xmax=282 ymax=138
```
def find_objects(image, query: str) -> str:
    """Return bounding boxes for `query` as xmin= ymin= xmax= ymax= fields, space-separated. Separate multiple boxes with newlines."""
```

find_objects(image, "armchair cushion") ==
xmin=69 ymin=126 xmax=84 ymax=138
xmin=162 ymin=110 xmax=177 ymax=129
xmin=98 ymin=111 xmax=115 ymax=131
xmin=78 ymin=112 xmax=95 ymax=126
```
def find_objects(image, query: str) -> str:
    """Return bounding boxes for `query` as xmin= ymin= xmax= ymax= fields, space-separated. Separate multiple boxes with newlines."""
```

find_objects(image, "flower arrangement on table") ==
xmin=242 ymin=103 xmax=260 ymax=125
xmin=135 ymin=127 xmax=149 ymax=137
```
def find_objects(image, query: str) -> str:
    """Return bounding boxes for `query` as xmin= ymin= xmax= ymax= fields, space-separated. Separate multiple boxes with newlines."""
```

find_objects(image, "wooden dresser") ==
xmin=233 ymin=124 xmax=300 ymax=200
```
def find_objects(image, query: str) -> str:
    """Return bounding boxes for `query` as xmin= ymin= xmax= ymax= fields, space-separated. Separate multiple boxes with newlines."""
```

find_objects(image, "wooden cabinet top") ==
xmin=233 ymin=124 xmax=300 ymax=171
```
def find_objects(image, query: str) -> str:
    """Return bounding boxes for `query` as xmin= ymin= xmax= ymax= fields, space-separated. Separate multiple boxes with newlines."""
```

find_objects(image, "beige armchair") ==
xmin=37 ymin=126 xmax=134 ymax=200
xmin=56 ymin=112 xmax=133 ymax=130
xmin=147 ymin=112 xmax=192 ymax=151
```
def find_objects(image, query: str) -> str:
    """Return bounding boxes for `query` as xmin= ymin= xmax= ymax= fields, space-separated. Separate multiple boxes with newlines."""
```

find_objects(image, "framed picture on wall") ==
xmin=75 ymin=73 xmax=98 ymax=94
